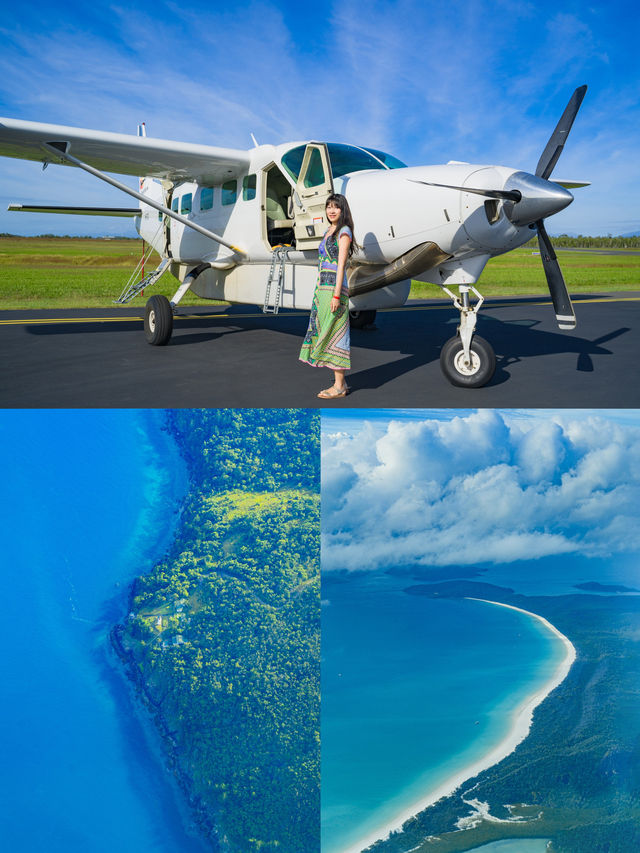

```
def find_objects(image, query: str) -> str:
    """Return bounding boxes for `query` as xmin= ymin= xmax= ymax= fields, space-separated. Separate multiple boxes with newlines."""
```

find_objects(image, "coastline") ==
xmin=107 ymin=410 xmax=215 ymax=847
xmin=104 ymin=410 xmax=190 ymax=635
xmin=111 ymin=410 xmax=322 ymax=852
xmin=342 ymin=598 xmax=576 ymax=853
xmin=0 ymin=410 xmax=208 ymax=852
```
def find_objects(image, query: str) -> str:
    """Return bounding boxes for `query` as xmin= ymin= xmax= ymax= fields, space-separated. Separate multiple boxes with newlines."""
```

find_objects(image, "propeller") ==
xmin=533 ymin=85 xmax=587 ymax=329
xmin=536 ymin=219 xmax=575 ymax=329
xmin=410 ymin=85 xmax=588 ymax=329
xmin=536 ymin=85 xmax=587 ymax=180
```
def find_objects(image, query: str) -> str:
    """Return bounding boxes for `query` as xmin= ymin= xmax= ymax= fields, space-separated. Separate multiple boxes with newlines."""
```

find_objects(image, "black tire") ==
xmin=440 ymin=334 xmax=496 ymax=388
xmin=349 ymin=309 xmax=376 ymax=329
xmin=144 ymin=295 xmax=173 ymax=345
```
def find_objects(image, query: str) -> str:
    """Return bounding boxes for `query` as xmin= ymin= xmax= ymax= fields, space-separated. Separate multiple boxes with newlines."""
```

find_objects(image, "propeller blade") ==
xmin=408 ymin=178 xmax=521 ymax=202
xmin=535 ymin=85 xmax=587 ymax=180
xmin=537 ymin=219 xmax=576 ymax=329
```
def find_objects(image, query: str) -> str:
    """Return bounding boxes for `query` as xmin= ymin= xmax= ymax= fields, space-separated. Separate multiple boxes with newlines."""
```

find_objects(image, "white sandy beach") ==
xmin=340 ymin=598 xmax=576 ymax=853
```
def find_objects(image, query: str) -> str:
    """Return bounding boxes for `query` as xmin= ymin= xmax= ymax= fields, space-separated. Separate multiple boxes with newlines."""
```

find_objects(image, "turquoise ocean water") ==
xmin=321 ymin=572 xmax=566 ymax=853
xmin=0 ymin=410 xmax=208 ymax=852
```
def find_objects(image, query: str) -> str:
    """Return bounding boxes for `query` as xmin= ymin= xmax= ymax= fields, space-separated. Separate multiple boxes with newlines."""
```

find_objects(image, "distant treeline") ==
xmin=525 ymin=234 xmax=640 ymax=249
xmin=2 ymin=232 xmax=640 ymax=248
xmin=0 ymin=232 xmax=136 ymax=240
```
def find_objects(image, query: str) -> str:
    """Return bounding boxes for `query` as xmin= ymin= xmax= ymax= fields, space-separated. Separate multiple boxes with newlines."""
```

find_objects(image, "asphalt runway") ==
xmin=1 ymin=293 xmax=639 ymax=408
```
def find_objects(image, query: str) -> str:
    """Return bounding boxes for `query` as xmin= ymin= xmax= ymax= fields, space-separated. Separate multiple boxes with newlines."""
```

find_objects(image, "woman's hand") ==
xmin=330 ymin=294 xmax=340 ymax=313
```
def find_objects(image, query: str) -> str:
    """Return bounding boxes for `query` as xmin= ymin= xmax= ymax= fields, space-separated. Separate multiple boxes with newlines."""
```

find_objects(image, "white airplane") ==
xmin=0 ymin=86 xmax=587 ymax=387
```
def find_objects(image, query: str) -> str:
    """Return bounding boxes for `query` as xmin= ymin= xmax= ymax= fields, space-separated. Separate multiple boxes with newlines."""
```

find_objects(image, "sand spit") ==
xmin=341 ymin=598 xmax=576 ymax=853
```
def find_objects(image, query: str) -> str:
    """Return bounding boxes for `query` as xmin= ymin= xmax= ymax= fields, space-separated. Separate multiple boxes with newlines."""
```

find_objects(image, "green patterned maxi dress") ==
xmin=299 ymin=225 xmax=351 ymax=370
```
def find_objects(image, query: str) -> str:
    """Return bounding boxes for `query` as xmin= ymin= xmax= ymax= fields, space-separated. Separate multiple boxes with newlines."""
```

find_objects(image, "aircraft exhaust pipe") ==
xmin=348 ymin=241 xmax=451 ymax=297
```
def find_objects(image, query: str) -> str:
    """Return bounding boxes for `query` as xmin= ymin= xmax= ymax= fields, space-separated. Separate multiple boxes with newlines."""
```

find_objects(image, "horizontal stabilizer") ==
xmin=8 ymin=203 xmax=141 ymax=217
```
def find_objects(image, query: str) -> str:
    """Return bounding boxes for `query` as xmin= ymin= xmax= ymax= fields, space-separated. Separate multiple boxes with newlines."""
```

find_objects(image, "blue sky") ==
xmin=322 ymin=409 xmax=640 ymax=571
xmin=0 ymin=0 xmax=638 ymax=236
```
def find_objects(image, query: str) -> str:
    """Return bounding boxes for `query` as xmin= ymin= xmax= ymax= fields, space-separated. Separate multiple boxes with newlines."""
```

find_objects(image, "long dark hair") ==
xmin=326 ymin=193 xmax=358 ymax=257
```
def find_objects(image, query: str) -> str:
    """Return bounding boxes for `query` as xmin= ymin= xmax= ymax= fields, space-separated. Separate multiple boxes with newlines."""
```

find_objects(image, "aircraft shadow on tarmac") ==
xmin=24 ymin=309 xmax=631 ymax=390
xmin=345 ymin=316 xmax=630 ymax=389
xmin=474 ymin=315 xmax=630 ymax=380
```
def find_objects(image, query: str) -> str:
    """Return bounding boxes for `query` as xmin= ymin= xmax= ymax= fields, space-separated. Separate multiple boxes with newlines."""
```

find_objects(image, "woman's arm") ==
xmin=331 ymin=232 xmax=351 ymax=311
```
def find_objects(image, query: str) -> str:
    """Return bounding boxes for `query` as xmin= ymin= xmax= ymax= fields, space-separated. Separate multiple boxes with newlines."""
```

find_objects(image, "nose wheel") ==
xmin=440 ymin=334 xmax=495 ymax=387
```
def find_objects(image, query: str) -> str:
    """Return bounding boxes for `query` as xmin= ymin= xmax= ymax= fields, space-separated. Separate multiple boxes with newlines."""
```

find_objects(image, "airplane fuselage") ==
xmin=136 ymin=141 xmax=558 ymax=312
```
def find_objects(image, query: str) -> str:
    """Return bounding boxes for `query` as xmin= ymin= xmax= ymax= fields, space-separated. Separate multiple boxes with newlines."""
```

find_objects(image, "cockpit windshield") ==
xmin=281 ymin=143 xmax=406 ymax=181
xmin=362 ymin=147 xmax=407 ymax=170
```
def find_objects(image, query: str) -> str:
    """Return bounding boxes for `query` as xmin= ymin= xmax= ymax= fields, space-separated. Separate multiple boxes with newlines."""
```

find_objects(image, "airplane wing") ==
xmin=0 ymin=117 xmax=251 ymax=183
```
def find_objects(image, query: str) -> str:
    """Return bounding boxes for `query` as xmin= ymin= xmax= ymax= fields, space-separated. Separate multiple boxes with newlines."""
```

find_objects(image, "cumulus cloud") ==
xmin=321 ymin=410 xmax=640 ymax=571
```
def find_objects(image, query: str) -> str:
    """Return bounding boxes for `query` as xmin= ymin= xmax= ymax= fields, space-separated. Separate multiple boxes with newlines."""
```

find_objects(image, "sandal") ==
xmin=317 ymin=385 xmax=349 ymax=399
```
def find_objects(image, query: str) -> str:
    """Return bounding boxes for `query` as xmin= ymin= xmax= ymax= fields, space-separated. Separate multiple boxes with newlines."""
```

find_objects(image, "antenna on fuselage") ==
xmin=136 ymin=123 xmax=148 ymax=265
xmin=250 ymin=133 xmax=259 ymax=147
xmin=136 ymin=123 xmax=148 ymax=190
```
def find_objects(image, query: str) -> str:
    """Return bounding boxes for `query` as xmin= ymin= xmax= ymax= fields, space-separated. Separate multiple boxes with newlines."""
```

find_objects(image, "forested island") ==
xmin=112 ymin=409 xmax=320 ymax=852
xmin=365 ymin=580 xmax=640 ymax=853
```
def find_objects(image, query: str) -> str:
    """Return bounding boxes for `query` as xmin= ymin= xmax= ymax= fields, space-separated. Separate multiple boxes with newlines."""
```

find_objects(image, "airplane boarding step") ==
xmin=114 ymin=257 xmax=171 ymax=304
xmin=263 ymin=245 xmax=290 ymax=314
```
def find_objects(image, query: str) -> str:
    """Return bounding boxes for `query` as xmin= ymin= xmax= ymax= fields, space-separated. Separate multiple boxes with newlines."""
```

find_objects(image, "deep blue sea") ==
xmin=321 ymin=572 xmax=567 ymax=853
xmin=0 ymin=410 xmax=208 ymax=852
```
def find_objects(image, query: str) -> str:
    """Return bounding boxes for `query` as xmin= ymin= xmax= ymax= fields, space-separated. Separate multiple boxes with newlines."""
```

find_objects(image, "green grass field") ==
xmin=410 ymin=247 xmax=640 ymax=300
xmin=0 ymin=236 xmax=205 ymax=309
xmin=0 ymin=235 xmax=638 ymax=309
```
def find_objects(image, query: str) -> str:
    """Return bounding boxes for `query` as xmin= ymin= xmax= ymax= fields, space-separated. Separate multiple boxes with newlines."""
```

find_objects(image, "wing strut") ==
xmin=42 ymin=141 xmax=246 ymax=257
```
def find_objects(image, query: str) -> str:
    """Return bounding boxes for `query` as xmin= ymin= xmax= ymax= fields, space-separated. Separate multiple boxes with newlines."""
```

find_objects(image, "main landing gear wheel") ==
xmin=349 ymin=309 xmax=376 ymax=329
xmin=440 ymin=335 xmax=495 ymax=388
xmin=144 ymin=295 xmax=173 ymax=345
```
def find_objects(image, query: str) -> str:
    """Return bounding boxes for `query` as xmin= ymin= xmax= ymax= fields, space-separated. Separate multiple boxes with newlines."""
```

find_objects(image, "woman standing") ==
xmin=299 ymin=194 xmax=356 ymax=398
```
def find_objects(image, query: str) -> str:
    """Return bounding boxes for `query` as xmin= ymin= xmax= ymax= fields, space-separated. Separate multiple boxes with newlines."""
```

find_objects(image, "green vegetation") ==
xmin=0 ymin=234 xmax=638 ymax=309
xmin=113 ymin=409 xmax=320 ymax=852
xmin=0 ymin=236 xmax=210 ymax=308
xmin=409 ymin=247 xmax=640 ymax=300
xmin=366 ymin=581 xmax=640 ymax=853
xmin=537 ymin=235 xmax=640 ymax=249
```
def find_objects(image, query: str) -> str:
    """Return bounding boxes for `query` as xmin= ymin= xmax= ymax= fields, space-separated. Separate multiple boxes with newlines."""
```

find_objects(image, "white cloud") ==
xmin=322 ymin=410 xmax=640 ymax=571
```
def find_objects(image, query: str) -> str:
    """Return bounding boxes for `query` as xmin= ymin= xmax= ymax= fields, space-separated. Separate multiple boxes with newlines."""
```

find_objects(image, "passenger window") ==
xmin=200 ymin=187 xmax=214 ymax=210
xmin=180 ymin=193 xmax=193 ymax=215
xmin=242 ymin=174 xmax=257 ymax=201
xmin=222 ymin=180 xmax=237 ymax=205
xmin=171 ymin=197 xmax=179 ymax=213
xmin=304 ymin=148 xmax=325 ymax=188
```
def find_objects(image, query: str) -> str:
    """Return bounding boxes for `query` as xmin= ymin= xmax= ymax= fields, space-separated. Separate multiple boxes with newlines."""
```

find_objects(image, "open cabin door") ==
xmin=291 ymin=143 xmax=334 ymax=249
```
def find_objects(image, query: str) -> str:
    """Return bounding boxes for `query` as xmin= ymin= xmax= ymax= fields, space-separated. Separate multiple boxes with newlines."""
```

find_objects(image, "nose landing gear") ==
xmin=439 ymin=284 xmax=496 ymax=387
